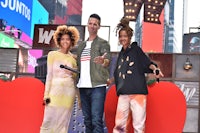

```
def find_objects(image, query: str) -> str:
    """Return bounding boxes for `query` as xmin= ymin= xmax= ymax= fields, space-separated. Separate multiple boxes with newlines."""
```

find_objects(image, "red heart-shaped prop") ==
xmin=146 ymin=81 xmax=187 ymax=133
xmin=104 ymin=81 xmax=187 ymax=133
xmin=0 ymin=77 xmax=45 ymax=133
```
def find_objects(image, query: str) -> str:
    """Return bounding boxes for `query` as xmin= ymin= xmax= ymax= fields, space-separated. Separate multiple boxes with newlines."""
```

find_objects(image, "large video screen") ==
xmin=18 ymin=49 xmax=43 ymax=73
xmin=0 ymin=0 xmax=33 ymax=36
xmin=31 ymin=0 xmax=49 ymax=39
xmin=182 ymin=32 xmax=200 ymax=53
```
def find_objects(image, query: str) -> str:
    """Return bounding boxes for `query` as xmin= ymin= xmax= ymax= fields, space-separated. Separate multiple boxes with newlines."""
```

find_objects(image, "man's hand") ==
xmin=93 ymin=53 xmax=107 ymax=65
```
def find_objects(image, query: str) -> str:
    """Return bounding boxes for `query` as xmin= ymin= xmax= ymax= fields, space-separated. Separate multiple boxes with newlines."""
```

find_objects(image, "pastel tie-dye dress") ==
xmin=40 ymin=51 xmax=77 ymax=133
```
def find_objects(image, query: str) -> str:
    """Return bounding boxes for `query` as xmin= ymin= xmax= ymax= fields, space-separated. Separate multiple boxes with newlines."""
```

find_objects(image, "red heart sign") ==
xmin=0 ymin=77 xmax=45 ymax=133
xmin=104 ymin=81 xmax=187 ymax=133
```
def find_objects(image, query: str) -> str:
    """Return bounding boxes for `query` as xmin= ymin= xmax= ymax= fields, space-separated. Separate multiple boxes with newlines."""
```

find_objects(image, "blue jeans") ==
xmin=79 ymin=86 xmax=106 ymax=133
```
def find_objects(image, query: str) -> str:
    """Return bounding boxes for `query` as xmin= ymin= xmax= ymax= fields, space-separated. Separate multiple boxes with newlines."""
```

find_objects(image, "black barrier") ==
xmin=34 ymin=55 xmax=47 ymax=84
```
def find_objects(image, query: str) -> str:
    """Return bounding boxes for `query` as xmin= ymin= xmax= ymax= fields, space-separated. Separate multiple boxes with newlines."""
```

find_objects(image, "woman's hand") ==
xmin=153 ymin=68 xmax=164 ymax=82
xmin=43 ymin=97 xmax=51 ymax=105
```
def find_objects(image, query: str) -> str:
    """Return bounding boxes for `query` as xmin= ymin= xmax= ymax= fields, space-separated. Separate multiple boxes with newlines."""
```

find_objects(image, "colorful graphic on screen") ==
xmin=182 ymin=32 xmax=200 ymax=53
xmin=31 ymin=0 xmax=49 ymax=38
xmin=27 ymin=50 xmax=43 ymax=73
xmin=0 ymin=0 xmax=33 ymax=36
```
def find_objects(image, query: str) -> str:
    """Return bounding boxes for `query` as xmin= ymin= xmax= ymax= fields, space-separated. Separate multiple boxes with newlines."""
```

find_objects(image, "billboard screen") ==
xmin=27 ymin=49 xmax=43 ymax=73
xmin=0 ymin=32 xmax=15 ymax=48
xmin=182 ymin=32 xmax=200 ymax=53
xmin=0 ymin=0 xmax=33 ymax=36
xmin=5 ymin=26 xmax=32 ymax=46
xmin=31 ymin=0 xmax=49 ymax=39
xmin=32 ymin=24 xmax=85 ymax=49
xmin=18 ymin=49 xmax=43 ymax=73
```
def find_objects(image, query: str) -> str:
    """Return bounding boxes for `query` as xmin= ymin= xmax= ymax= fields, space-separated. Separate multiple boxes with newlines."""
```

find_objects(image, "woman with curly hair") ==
xmin=40 ymin=25 xmax=80 ymax=133
xmin=108 ymin=17 xmax=164 ymax=133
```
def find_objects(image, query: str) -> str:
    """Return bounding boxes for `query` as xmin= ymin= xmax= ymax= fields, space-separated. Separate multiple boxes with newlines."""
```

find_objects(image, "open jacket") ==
xmin=76 ymin=36 xmax=111 ymax=87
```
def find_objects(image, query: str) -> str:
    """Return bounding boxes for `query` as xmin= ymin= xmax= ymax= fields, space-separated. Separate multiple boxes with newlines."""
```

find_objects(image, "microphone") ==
xmin=60 ymin=65 xmax=80 ymax=73
xmin=43 ymin=98 xmax=50 ymax=105
xmin=155 ymin=69 xmax=160 ymax=82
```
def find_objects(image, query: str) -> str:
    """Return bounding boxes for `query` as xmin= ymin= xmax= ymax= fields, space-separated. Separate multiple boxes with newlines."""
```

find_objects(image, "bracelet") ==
xmin=151 ymin=62 xmax=158 ymax=68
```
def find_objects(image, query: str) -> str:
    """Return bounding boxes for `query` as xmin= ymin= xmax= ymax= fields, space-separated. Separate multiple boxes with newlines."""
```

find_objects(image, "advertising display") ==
xmin=1 ymin=0 xmax=48 ymax=46
xmin=20 ymin=32 xmax=32 ymax=45
xmin=175 ymin=81 xmax=199 ymax=132
xmin=182 ymin=32 xmax=200 ymax=53
xmin=32 ymin=24 xmax=110 ymax=49
xmin=31 ymin=0 xmax=49 ymax=39
xmin=0 ymin=32 xmax=15 ymax=48
xmin=5 ymin=26 xmax=32 ymax=46
xmin=32 ymin=24 xmax=85 ymax=49
xmin=27 ymin=49 xmax=43 ymax=73
xmin=17 ymin=49 xmax=43 ymax=73
xmin=0 ymin=0 xmax=33 ymax=36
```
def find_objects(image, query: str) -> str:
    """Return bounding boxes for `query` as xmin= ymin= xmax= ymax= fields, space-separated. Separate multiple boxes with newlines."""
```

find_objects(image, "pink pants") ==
xmin=113 ymin=94 xmax=147 ymax=133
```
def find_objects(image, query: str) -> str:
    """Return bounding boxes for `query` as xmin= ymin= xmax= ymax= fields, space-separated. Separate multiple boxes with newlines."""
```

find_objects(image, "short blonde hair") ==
xmin=53 ymin=25 xmax=80 ymax=47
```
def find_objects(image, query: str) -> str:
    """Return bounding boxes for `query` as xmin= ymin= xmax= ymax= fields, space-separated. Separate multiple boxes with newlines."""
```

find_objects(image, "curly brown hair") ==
xmin=53 ymin=25 xmax=80 ymax=48
xmin=115 ymin=17 xmax=134 ymax=39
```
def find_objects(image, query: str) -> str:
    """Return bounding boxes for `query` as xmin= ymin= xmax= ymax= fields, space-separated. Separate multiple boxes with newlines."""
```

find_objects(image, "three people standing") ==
xmin=41 ymin=14 xmax=163 ymax=133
